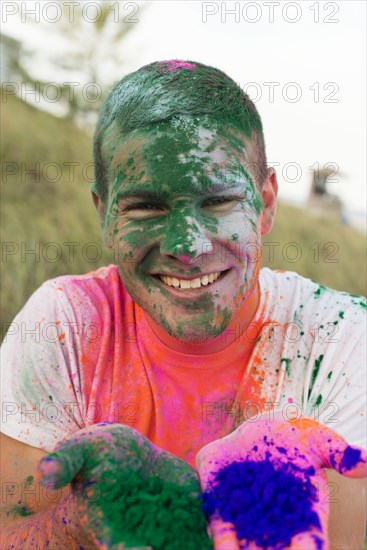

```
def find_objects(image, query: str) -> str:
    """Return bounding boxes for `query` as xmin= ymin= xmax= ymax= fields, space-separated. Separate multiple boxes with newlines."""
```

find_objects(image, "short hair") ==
xmin=93 ymin=60 xmax=268 ymax=203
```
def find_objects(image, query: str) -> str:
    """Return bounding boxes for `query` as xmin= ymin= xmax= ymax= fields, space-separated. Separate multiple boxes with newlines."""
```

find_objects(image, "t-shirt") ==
xmin=1 ymin=265 xmax=366 ymax=468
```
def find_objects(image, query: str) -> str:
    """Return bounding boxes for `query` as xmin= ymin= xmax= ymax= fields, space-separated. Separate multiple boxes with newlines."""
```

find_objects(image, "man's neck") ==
xmin=145 ymin=282 xmax=261 ymax=355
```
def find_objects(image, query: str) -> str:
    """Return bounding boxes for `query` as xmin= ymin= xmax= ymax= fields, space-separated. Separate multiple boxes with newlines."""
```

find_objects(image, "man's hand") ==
xmin=196 ymin=411 xmax=367 ymax=550
xmin=37 ymin=422 xmax=212 ymax=549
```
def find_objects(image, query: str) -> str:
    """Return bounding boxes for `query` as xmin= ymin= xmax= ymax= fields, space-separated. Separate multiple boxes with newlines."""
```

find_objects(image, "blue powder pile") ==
xmin=330 ymin=445 xmax=362 ymax=473
xmin=201 ymin=459 xmax=322 ymax=549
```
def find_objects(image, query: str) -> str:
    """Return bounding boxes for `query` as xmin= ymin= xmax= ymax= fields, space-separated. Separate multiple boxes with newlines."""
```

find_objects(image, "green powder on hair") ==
xmin=98 ymin=471 xmax=213 ymax=549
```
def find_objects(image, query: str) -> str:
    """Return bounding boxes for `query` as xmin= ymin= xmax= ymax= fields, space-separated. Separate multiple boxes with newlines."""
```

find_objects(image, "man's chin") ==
xmin=162 ymin=320 xmax=228 ymax=345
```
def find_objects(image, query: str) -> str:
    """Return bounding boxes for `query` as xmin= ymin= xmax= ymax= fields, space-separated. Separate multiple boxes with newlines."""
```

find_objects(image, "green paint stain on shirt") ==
xmin=314 ymin=285 xmax=327 ymax=297
xmin=280 ymin=358 xmax=292 ymax=377
xmin=352 ymin=300 xmax=366 ymax=310
xmin=308 ymin=354 xmax=324 ymax=399
xmin=339 ymin=311 xmax=344 ymax=319
xmin=314 ymin=394 xmax=323 ymax=407
xmin=327 ymin=371 xmax=333 ymax=380
xmin=339 ymin=292 xmax=366 ymax=311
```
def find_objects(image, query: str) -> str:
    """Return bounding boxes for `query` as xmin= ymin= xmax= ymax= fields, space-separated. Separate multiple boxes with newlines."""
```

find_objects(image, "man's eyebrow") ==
xmin=115 ymin=182 xmax=247 ymax=201
xmin=115 ymin=188 xmax=170 ymax=202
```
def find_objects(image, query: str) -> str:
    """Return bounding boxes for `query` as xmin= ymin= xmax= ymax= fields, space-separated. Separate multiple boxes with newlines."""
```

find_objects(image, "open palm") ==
xmin=37 ymin=422 xmax=212 ymax=549
xmin=196 ymin=412 xmax=367 ymax=550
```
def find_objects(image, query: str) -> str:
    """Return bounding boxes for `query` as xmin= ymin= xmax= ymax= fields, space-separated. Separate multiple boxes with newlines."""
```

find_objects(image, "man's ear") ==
xmin=90 ymin=184 xmax=106 ymax=221
xmin=260 ymin=168 xmax=278 ymax=236
xmin=90 ymin=185 xmax=114 ymax=248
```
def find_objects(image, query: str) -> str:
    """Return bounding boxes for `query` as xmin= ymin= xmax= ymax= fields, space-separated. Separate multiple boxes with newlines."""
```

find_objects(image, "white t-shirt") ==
xmin=1 ymin=265 xmax=366 ymax=466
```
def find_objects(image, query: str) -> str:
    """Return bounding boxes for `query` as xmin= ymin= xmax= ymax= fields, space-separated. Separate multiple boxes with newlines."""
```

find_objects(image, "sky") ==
xmin=3 ymin=0 xmax=366 ymax=218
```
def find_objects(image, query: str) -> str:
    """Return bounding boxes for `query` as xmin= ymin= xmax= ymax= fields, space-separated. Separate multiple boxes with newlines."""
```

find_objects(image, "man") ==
xmin=1 ymin=60 xmax=366 ymax=548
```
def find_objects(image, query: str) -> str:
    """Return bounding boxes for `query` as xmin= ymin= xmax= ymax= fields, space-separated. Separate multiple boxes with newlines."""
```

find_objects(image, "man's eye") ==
xmin=203 ymin=196 xmax=239 ymax=207
xmin=125 ymin=203 xmax=160 ymax=211
xmin=119 ymin=202 xmax=166 ymax=219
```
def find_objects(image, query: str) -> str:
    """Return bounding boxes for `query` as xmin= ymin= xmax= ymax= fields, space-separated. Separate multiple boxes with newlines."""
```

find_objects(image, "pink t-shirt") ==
xmin=1 ymin=265 xmax=366 ymax=467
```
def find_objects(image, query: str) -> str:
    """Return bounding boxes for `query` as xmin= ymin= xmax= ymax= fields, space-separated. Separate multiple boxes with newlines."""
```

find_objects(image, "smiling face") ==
xmin=94 ymin=115 xmax=277 ymax=344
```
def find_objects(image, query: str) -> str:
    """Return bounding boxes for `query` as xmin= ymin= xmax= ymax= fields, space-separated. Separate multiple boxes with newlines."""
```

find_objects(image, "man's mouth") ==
xmin=153 ymin=270 xmax=230 ymax=290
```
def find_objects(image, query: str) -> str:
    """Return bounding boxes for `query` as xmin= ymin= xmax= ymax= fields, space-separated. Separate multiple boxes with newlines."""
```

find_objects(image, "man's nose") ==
xmin=160 ymin=214 xmax=214 ymax=264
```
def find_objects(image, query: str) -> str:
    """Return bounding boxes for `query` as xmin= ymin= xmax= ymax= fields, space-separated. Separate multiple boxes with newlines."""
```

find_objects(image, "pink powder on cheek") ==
xmin=163 ymin=60 xmax=197 ymax=72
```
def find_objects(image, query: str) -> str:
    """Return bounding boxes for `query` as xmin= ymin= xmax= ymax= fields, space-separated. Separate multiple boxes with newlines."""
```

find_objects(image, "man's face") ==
xmin=96 ymin=115 xmax=277 ymax=344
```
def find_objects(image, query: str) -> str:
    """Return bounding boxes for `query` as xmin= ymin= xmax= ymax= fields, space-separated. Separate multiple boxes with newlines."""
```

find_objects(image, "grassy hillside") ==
xmin=1 ymin=93 xmax=366 ymax=341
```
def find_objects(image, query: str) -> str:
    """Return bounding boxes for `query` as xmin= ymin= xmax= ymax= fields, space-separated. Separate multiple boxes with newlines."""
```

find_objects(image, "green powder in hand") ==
xmin=99 ymin=472 xmax=213 ymax=549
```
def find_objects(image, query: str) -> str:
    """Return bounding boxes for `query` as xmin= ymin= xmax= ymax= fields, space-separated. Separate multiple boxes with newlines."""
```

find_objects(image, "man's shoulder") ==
xmin=44 ymin=264 xmax=120 ymax=288
xmin=259 ymin=267 xmax=366 ymax=323
xmin=40 ymin=264 xmax=123 ymax=299
xmin=18 ymin=264 xmax=127 ymax=322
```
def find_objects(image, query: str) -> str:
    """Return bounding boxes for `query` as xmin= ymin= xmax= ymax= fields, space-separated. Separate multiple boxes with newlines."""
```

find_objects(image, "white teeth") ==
xmin=191 ymin=278 xmax=201 ymax=289
xmin=180 ymin=280 xmax=191 ymax=289
xmin=159 ymin=271 xmax=223 ymax=289
xmin=201 ymin=275 xmax=209 ymax=286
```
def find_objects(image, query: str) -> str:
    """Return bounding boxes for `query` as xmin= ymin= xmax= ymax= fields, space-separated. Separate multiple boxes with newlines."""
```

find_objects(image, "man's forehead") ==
xmin=102 ymin=117 xmax=253 ymax=196
xmin=102 ymin=115 xmax=248 ymax=160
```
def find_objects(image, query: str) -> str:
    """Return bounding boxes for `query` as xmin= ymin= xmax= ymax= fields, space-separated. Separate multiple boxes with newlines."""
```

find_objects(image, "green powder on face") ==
xmin=98 ymin=472 xmax=213 ymax=549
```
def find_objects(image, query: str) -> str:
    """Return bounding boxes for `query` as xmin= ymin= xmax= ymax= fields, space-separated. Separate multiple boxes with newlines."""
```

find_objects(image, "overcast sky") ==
xmin=3 ymin=0 xmax=366 ymax=216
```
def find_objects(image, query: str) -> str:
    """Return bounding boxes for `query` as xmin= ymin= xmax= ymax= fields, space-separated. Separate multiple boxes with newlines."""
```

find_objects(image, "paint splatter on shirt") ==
xmin=1 ymin=266 xmax=366 ymax=466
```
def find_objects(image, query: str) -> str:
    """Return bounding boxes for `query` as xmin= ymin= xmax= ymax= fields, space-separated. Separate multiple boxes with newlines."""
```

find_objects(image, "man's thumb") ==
xmin=36 ymin=437 xmax=86 ymax=489
xmin=320 ymin=429 xmax=367 ymax=477
xmin=289 ymin=417 xmax=367 ymax=478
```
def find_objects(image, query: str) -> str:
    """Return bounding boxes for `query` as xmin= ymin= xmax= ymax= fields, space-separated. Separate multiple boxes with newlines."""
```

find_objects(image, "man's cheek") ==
xmin=101 ymin=225 xmax=115 ymax=249
xmin=245 ymin=237 xmax=262 ymax=266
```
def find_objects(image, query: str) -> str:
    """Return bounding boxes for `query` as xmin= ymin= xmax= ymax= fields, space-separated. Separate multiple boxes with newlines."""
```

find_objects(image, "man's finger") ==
xmin=282 ymin=417 xmax=367 ymax=478
xmin=289 ymin=530 xmax=327 ymax=549
xmin=329 ymin=445 xmax=367 ymax=477
xmin=209 ymin=516 xmax=240 ymax=550
xmin=36 ymin=442 xmax=86 ymax=489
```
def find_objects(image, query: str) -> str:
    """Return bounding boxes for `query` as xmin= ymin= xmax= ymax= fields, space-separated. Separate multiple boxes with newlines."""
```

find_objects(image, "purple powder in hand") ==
xmin=339 ymin=446 xmax=362 ymax=472
xmin=202 ymin=459 xmax=321 ymax=549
